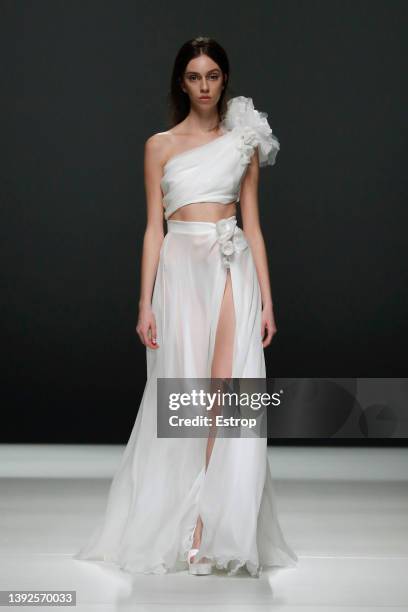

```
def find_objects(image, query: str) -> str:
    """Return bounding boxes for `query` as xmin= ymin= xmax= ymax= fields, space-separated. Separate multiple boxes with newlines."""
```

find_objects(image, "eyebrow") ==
xmin=185 ymin=69 xmax=220 ymax=75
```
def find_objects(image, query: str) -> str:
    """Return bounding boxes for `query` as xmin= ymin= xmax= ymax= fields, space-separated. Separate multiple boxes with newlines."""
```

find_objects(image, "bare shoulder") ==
xmin=145 ymin=131 xmax=169 ymax=154
xmin=144 ymin=131 xmax=178 ymax=167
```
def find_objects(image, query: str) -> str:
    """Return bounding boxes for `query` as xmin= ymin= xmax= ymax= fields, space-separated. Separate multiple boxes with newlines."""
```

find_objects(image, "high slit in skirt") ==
xmin=74 ymin=214 xmax=298 ymax=577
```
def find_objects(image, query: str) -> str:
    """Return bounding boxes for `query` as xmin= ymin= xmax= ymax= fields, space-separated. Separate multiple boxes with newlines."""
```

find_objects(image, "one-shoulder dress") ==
xmin=74 ymin=96 xmax=298 ymax=577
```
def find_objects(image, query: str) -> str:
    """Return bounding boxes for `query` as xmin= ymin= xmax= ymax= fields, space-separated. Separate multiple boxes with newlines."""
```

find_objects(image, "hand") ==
xmin=136 ymin=304 xmax=159 ymax=349
xmin=261 ymin=303 xmax=277 ymax=348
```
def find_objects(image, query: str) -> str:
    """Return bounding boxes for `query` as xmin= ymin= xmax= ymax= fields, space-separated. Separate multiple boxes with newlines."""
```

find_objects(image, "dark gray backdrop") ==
xmin=1 ymin=1 xmax=407 ymax=443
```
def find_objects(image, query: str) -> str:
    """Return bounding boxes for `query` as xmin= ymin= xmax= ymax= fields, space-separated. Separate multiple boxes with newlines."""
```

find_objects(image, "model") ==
xmin=74 ymin=36 xmax=298 ymax=578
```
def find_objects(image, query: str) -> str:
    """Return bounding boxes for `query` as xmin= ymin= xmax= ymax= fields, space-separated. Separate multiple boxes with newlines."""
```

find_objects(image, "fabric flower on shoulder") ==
xmin=221 ymin=96 xmax=280 ymax=167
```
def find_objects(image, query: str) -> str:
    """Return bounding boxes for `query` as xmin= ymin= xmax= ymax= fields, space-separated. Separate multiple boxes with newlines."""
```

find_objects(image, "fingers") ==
xmin=262 ymin=322 xmax=277 ymax=348
xmin=150 ymin=320 xmax=157 ymax=347
xmin=261 ymin=321 xmax=266 ymax=343
xmin=135 ymin=322 xmax=159 ymax=349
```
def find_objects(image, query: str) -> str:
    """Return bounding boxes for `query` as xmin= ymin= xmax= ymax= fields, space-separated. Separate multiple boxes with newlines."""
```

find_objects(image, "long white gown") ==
xmin=74 ymin=96 xmax=298 ymax=577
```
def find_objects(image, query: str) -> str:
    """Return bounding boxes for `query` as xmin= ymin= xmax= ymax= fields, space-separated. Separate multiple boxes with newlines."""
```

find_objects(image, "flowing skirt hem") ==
xmin=73 ymin=548 xmax=298 ymax=578
xmin=73 ymin=516 xmax=298 ymax=578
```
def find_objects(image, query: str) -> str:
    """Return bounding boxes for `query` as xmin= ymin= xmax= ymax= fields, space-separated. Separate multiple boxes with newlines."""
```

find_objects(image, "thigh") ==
xmin=211 ymin=269 xmax=236 ymax=379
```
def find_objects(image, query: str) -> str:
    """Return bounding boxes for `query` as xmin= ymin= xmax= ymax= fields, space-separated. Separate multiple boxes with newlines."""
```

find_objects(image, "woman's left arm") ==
xmin=239 ymin=148 xmax=277 ymax=348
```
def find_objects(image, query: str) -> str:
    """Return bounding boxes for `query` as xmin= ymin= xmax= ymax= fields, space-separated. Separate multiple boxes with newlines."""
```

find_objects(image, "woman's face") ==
xmin=181 ymin=55 xmax=225 ymax=109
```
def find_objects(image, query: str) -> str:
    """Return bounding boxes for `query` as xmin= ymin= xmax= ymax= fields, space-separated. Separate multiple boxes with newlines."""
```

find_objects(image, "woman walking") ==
xmin=75 ymin=36 xmax=298 ymax=578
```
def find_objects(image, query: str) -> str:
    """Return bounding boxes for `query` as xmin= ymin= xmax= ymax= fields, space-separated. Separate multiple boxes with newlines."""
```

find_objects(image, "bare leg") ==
xmin=191 ymin=269 xmax=236 ymax=550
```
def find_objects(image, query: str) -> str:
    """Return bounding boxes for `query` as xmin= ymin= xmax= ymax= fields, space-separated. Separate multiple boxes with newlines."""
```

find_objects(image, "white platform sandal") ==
xmin=188 ymin=548 xmax=213 ymax=575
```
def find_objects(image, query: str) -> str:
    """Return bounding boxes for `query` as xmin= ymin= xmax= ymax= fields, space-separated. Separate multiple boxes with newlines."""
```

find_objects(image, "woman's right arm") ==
xmin=136 ymin=133 xmax=167 ymax=349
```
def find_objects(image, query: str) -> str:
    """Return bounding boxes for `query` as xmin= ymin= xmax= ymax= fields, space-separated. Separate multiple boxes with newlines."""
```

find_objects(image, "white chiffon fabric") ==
xmin=161 ymin=96 xmax=280 ymax=220
xmin=74 ymin=96 xmax=298 ymax=578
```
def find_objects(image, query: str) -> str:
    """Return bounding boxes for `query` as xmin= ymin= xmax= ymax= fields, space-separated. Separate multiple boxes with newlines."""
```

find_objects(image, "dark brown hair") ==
xmin=167 ymin=37 xmax=232 ymax=128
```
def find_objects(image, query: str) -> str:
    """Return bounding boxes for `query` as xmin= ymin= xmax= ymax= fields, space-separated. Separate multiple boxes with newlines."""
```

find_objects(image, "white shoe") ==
xmin=188 ymin=548 xmax=213 ymax=575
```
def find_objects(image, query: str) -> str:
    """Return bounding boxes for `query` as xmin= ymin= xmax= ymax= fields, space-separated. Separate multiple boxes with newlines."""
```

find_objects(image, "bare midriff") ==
xmin=167 ymin=201 xmax=238 ymax=222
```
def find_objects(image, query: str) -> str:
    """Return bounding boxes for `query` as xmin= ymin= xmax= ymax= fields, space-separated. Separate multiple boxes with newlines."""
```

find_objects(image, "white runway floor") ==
xmin=0 ymin=445 xmax=407 ymax=611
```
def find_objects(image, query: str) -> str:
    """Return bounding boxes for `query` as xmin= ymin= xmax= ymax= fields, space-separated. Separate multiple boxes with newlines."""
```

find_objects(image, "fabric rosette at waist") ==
xmin=166 ymin=215 xmax=248 ymax=267
xmin=215 ymin=216 xmax=249 ymax=268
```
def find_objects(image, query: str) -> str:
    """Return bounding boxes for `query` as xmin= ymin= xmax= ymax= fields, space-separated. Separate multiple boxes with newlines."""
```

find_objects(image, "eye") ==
xmin=186 ymin=73 xmax=220 ymax=81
